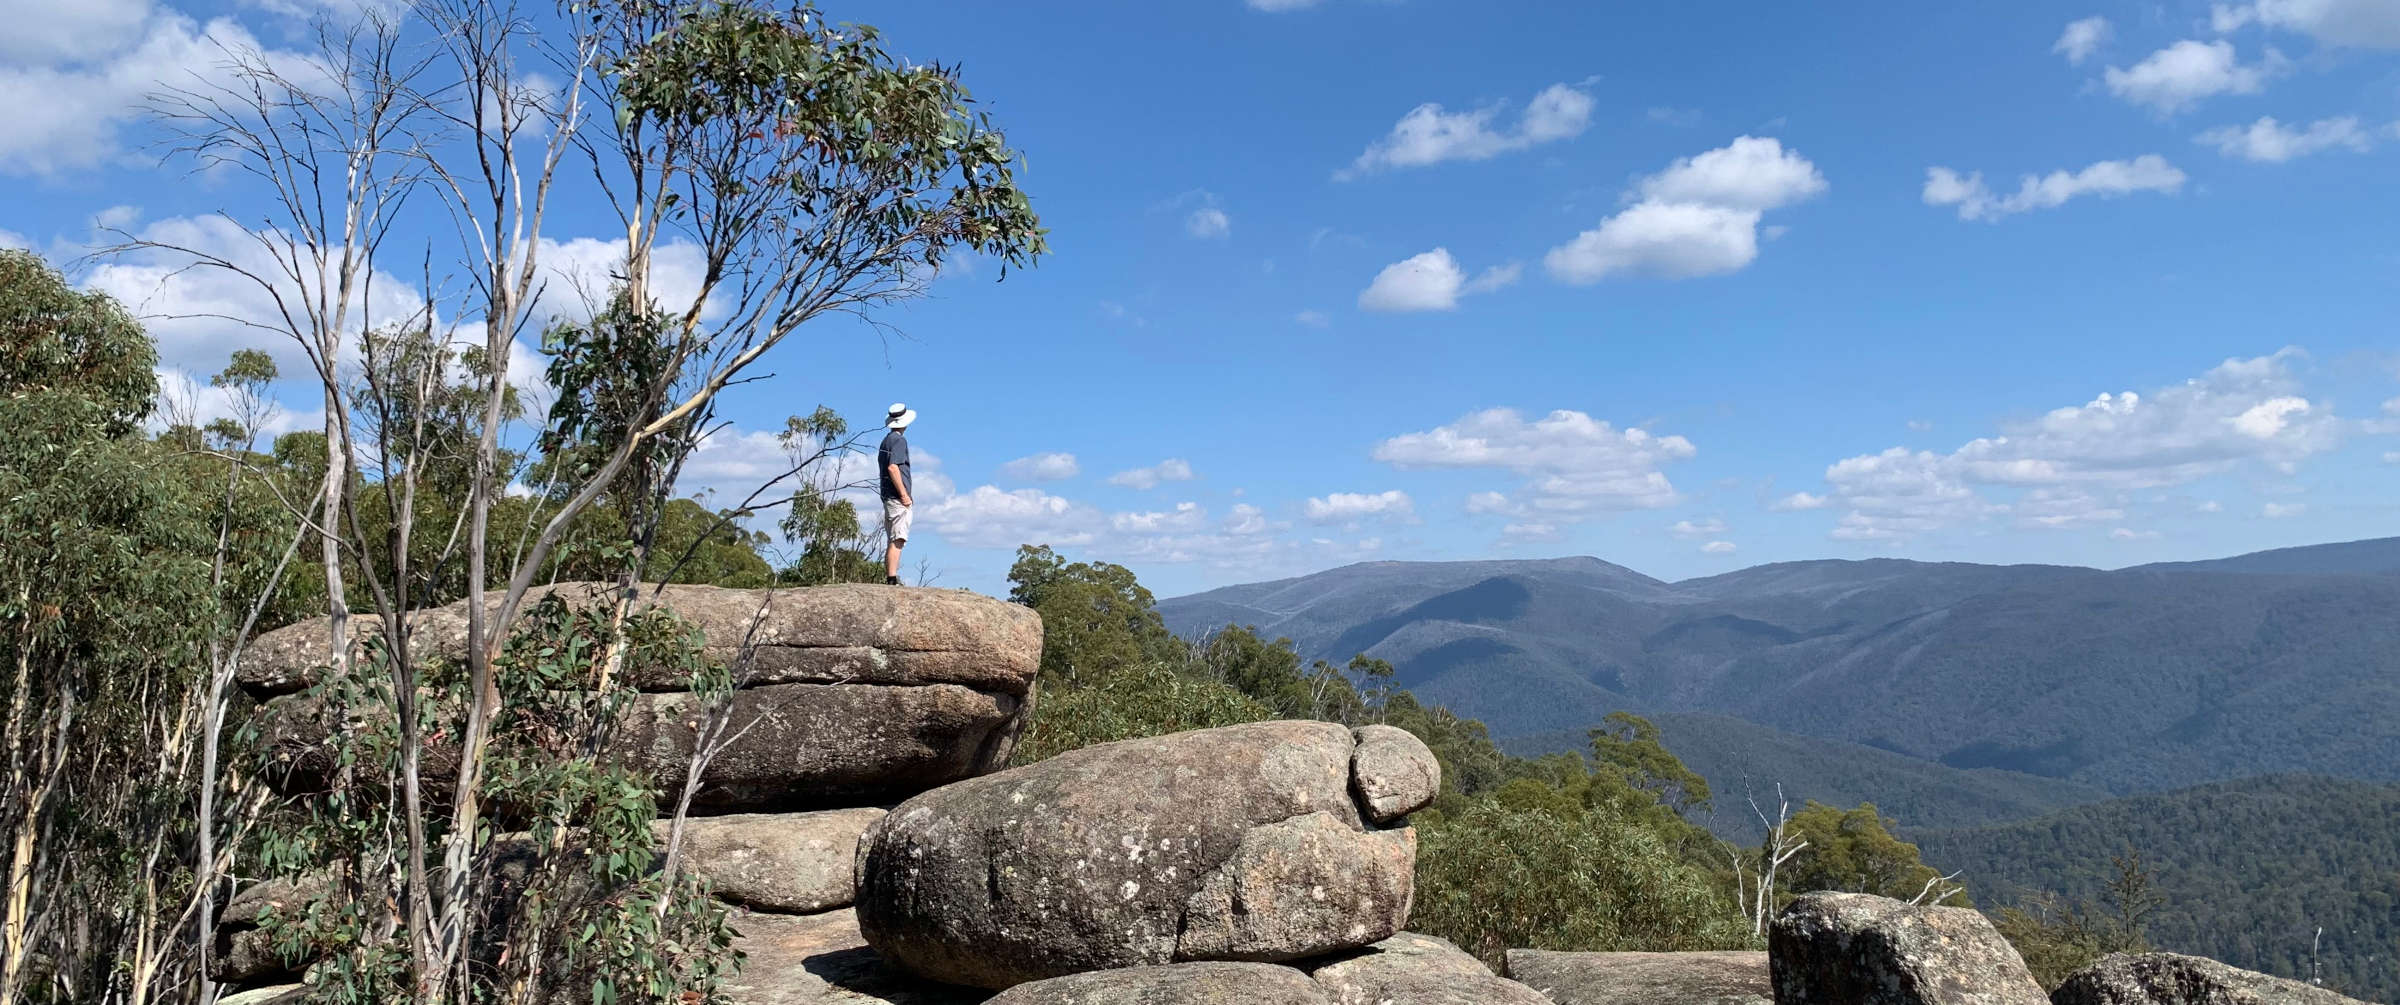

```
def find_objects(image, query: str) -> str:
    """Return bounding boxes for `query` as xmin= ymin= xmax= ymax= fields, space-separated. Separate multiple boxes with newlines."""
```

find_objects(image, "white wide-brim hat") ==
xmin=886 ymin=402 xmax=917 ymax=429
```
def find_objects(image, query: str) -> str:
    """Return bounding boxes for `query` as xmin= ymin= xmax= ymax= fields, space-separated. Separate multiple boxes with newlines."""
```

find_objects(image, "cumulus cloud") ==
xmin=1294 ymin=309 xmax=1331 ymax=328
xmin=2196 ymin=115 xmax=2371 ymax=160
xmin=1772 ymin=491 xmax=1830 ymax=511
xmin=1922 ymin=155 xmax=2186 ymax=222
xmin=999 ymin=452 xmax=1080 ymax=482
xmin=2262 ymin=501 xmax=2307 ymax=518
xmin=1701 ymin=540 xmax=1737 ymax=555
xmin=1304 ymin=490 xmax=1416 ymax=525
xmin=2055 ymin=16 xmax=2115 ymax=64
xmin=0 ymin=0 xmax=152 ymax=63
xmin=1340 ymin=82 xmax=1595 ymax=178
xmin=1790 ymin=350 xmax=2341 ymax=541
xmin=1357 ymin=249 xmax=1519 ymax=312
xmin=2103 ymin=40 xmax=2282 ymax=114
xmin=1375 ymin=408 xmax=1698 ymax=521
xmin=1107 ymin=458 xmax=1196 ymax=490
xmin=2212 ymin=0 xmax=2400 ymax=48
xmin=1545 ymin=136 xmax=1823 ymax=284
xmin=2111 ymin=527 xmax=2162 ymax=540
xmin=1186 ymin=207 xmax=1231 ymax=240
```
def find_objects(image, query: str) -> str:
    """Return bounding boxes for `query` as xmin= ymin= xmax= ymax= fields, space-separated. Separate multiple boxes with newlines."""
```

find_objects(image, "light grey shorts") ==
xmin=883 ymin=498 xmax=913 ymax=543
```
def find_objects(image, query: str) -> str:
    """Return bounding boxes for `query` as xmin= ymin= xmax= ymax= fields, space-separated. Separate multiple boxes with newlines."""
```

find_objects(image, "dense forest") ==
xmin=1916 ymin=775 xmax=2400 ymax=1001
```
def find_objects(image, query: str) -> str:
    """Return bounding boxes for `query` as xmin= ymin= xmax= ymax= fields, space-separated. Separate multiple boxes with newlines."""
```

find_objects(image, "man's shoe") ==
xmin=886 ymin=576 xmax=900 ymax=586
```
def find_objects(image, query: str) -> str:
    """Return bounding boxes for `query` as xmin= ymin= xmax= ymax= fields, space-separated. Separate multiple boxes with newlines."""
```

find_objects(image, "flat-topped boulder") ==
xmin=1770 ymin=892 xmax=2046 ymax=1005
xmin=856 ymin=721 xmax=1433 ymax=989
xmin=2053 ymin=952 xmax=2370 ymax=1005
xmin=720 ymin=908 xmax=990 ymax=1005
xmin=660 ymin=808 xmax=887 ymax=914
xmin=1505 ymin=949 xmax=1770 ymax=1005
xmin=236 ymin=583 xmax=1040 ymax=697
xmin=985 ymin=962 xmax=1331 ymax=1005
xmin=1310 ymin=933 xmax=1550 ymax=1005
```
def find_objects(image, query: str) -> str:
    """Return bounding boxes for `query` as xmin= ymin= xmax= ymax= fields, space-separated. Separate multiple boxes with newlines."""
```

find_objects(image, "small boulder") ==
xmin=1769 ymin=892 xmax=2046 ymax=1005
xmin=2052 ymin=952 xmax=2369 ymax=1005
xmin=218 ymin=986 xmax=307 ymax=1005
xmin=211 ymin=874 xmax=332 ymax=984
xmin=856 ymin=721 xmax=1416 ymax=989
xmin=1505 ymin=949 xmax=1770 ymax=1005
xmin=657 ymin=808 xmax=886 ymax=913
xmin=1349 ymin=725 xmax=1440 ymax=823
xmin=1311 ymin=932 xmax=1550 ymax=1005
xmin=985 ymin=962 xmax=1332 ymax=1005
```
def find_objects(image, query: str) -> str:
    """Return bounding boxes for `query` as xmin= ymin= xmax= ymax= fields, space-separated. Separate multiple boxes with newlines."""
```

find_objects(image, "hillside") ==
xmin=1910 ymin=775 xmax=2400 ymax=1002
xmin=1502 ymin=712 xmax=2112 ymax=843
xmin=1158 ymin=538 xmax=2400 ymax=796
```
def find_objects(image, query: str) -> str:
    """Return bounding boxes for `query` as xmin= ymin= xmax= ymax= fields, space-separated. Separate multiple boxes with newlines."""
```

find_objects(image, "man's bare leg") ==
xmin=886 ymin=539 xmax=904 ymax=584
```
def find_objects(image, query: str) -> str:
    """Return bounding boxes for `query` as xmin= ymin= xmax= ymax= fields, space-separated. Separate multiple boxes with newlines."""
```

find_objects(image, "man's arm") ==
xmin=886 ymin=463 xmax=912 ymax=507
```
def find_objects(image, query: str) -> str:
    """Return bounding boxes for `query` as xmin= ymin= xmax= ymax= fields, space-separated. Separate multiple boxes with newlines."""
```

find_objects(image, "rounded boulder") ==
xmin=855 ymin=721 xmax=1419 ymax=989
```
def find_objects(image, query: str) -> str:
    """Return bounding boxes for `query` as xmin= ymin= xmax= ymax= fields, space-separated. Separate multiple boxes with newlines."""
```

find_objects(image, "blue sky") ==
xmin=5 ymin=0 xmax=2400 ymax=598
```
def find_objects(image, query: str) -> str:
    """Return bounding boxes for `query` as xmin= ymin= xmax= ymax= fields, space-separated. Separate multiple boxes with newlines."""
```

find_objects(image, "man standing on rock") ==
xmin=879 ymin=403 xmax=916 ymax=586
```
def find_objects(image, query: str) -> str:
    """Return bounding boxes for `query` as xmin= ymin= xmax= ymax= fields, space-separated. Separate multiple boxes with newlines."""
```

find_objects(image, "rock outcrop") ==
xmin=212 ymin=585 xmax=1041 ymax=1003
xmin=2052 ymin=952 xmax=2370 ymax=1005
xmin=1347 ymin=724 xmax=1441 ymax=824
xmin=1769 ymin=892 xmax=2047 ymax=1005
xmin=1506 ymin=949 xmax=1772 ymax=1005
xmin=855 ymin=720 xmax=1437 ymax=989
xmin=1309 ymin=932 xmax=1550 ymax=1005
xmin=246 ymin=585 xmax=1037 ymax=810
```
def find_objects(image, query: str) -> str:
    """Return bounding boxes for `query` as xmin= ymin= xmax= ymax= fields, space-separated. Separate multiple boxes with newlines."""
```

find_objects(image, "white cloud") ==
xmin=1304 ymin=490 xmax=1416 ymax=525
xmin=1669 ymin=517 xmax=1728 ymax=538
xmin=1546 ymin=136 xmax=1823 ymax=284
xmin=1635 ymin=135 xmax=1829 ymax=212
xmin=1375 ymin=408 xmax=1698 ymax=519
xmin=1112 ymin=501 xmax=1209 ymax=534
xmin=2383 ymin=451 xmax=2400 ymax=464
xmin=0 ymin=0 xmax=152 ymax=63
xmin=2196 ymin=115 xmax=2371 ymax=160
xmin=533 ymin=236 xmax=714 ymax=324
xmin=0 ymin=13 xmax=288 ymax=175
xmin=2212 ymin=0 xmax=2400 ymax=48
xmin=1247 ymin=0 xmax=1320 ymax=10
xmin=1186 ymin=207 xmax=1231 ymax=240
xmin=2104 ymin=40 xmax=2281 ymax=114
xmin=2262 ymin=501 xmax=2307 ymax=518
xmin=1700 ymin=540 xmax=1737 ymax=555
xmin=999 ymin=452 xmax=1080 ymax=481
xmin=1340 ymin=82 xmax=1594 ymax=178
xmin=0 ymin=229 xmax=28 ymax=251
xmin=1294 ymin=309 xmax=1331 ymax=328
xmin=922 ymin=485 xmax=1098 ymax=549
xmin=1107 ymin=458 xmax=1196 ymax=490
xmin=2055 ymin=16 xmax=2115 ymax=64
xmin=2110 ymin=527 xmax=2161 ymax=540
xmin=1795 ymin=350 xmax=2341 ymax=541
xmin=1922 ymin=156 xmax=2186 ymax=222
xmin=1358 ymin=249 xmax=1518 ymax=312
xmin=2198 ymin=499 xmax=2226 ymax=512
xmin=1771 ymin=491 xmax=1831 ymax=511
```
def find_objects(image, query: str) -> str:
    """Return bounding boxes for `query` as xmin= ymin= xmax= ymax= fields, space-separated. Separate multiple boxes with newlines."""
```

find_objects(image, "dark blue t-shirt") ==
xmin=878 ymin=430 xmax=912 ymax=501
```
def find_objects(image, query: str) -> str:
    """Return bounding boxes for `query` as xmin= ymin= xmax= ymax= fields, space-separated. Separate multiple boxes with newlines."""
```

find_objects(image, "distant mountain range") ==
xmin=1159 ymin=538 xmax=2400 ymax=800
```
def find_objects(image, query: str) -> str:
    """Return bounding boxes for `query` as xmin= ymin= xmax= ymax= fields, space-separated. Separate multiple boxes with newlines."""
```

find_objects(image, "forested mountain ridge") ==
xmin=1911 ymin=775 xmax=2400 ymax=1002
xmin=1158 ymin=539 xmax=2400 ymax=796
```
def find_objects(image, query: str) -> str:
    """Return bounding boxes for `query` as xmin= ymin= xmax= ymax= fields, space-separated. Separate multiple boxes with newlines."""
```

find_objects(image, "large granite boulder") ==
xmin=1505 ymin=949 xmax=1771 ymax=1005
xmin=984 ymin=963 xmax=1332 ymax=1005
xmin=856 ymin=721 xmax=1432 ymax=989
xmin=2052 ymin=952 xmax=2369 ymax=1005
xmin=719 ymin=908 xmax=990 ymax=1005
xmin=660 ymin=808 xmax=886 ymax=913
xmin=257 ymin=676 xmax=1022 ymax=811
xmin=1770 ymin=893 xmax=2047 ymax=1005
xmin=210 ymin=875 xmax=332 ymax=984
xmin=1309 ymin=933 xmax=1550 ymax=1005
xmin=236 ymin=583 xmax=1040 ymax=697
